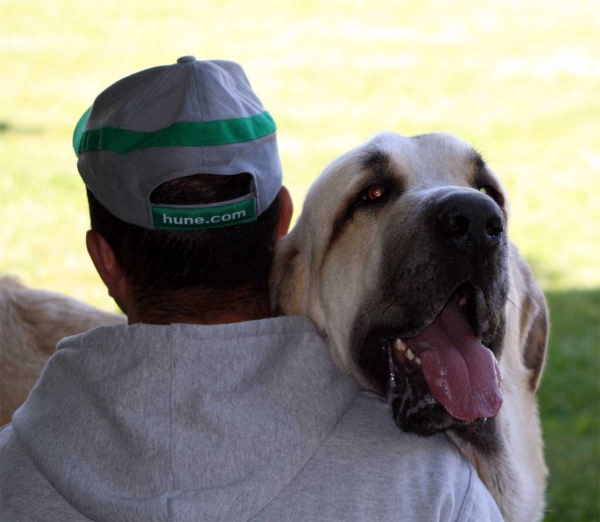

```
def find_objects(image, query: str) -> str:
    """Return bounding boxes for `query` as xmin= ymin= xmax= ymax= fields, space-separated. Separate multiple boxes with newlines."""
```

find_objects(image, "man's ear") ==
xmin=276 ymin=186 xmax=294 ymax=238
xmin=86 ymin=230 xmax=128 ymax=308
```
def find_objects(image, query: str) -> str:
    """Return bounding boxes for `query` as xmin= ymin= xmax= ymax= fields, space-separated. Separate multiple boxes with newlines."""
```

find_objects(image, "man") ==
xmin=0 ymin=57 xmax=503 ymax=521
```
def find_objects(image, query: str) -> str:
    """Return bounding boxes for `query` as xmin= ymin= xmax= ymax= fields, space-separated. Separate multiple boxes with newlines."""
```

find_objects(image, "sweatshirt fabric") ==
xmin=1 ymin=315 xmax=503 ymax=521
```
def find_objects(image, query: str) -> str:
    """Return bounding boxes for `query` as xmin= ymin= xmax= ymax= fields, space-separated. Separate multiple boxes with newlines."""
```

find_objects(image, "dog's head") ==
xmin=272 ymin=132 xmax=547 ymax=437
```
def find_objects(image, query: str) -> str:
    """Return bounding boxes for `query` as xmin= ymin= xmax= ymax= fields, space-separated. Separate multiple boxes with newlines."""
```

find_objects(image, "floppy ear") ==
xmin=510 ymin=244 xmax=549 ymax=392
xmin=270 ymin=232 xmax=309 ymax=316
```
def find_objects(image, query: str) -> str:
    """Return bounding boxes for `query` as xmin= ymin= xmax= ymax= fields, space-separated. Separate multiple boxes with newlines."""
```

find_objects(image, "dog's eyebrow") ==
xmin=471 ymin=152 xmax=508 ymax=217
xmin=472 ymin=150 xmax=485 ymax=170
xmin=362 ymin=149 xmax=391 ymax=173
xmin=470 ymin=150 xmax=492 ymax=185
xmin=469 ymin=150 xmax=486 ymax=182
xmin=325 ymin=149 xmax=400 ymax=255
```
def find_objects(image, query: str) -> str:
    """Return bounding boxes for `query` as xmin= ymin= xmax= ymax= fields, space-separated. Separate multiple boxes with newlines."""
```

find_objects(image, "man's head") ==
xmin=75 ymin=57 xmax=292 ymax=323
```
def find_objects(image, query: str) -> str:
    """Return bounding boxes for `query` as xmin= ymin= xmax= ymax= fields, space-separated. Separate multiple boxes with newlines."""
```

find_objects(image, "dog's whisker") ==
xmin=505 ymin=296 xmax=526 ymax=317
xmin=507 ymin=280 xmax=540 ymax=300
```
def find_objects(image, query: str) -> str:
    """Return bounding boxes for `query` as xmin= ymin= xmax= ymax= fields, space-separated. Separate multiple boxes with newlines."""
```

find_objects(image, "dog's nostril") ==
xmin=438 ymin=212 xmax=468 ymax=235
xmin=485 ymin=216 xmax=503 ymax=237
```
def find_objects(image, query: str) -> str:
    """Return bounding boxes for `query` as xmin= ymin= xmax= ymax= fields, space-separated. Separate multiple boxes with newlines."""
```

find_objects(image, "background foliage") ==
xmin=1 ymin=1 xmax=598 ymax=519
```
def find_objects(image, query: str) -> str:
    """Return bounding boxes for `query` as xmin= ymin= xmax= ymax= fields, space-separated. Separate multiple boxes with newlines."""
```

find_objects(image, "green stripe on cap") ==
xmin=152 ymin=198 xmax=257 ymax=230
xmin=77 ymin=111 xmax=276 ymax=154
xmin=73 ymin=106 xmax=92 ymax=155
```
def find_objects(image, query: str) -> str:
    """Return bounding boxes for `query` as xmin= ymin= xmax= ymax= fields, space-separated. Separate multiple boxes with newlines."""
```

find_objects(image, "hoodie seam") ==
xmin=59 ymin=328 xmax=319 ymax=350
xmin=175 ymin=330 xmax=314 ymax=342
xmin=247 ymin=389 xmax=359 ymax=521
xmin=169 ymin=327 xmax=180 ymax=497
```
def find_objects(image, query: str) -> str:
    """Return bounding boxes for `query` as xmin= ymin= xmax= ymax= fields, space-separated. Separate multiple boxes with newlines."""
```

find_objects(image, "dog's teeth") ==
xmin=394 ymin=339 xmax=407 ymax=352
xmin=415 ymin=357 xmax=421 ymax=365
xmin=405 ymin=348 xmax=415 ymax=361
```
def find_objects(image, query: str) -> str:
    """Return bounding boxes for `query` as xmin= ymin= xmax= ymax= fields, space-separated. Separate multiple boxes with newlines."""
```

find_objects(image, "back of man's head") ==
xmin=87 ymin=174 xmax=283 ymax=322
xmin=74 ymin=57 xmax=289 ymax=323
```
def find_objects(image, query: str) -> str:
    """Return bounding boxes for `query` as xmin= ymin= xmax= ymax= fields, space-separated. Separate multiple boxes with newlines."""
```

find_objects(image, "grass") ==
xmin=1 ymin=0 xmax=598 ymax=519
xmin=541 ymin=290 xmax=600 ymax=521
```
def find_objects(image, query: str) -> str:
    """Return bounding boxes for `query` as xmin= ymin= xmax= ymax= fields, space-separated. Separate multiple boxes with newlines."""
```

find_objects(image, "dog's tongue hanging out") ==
xmin=404 ymin=300 xmax=503 ymax=421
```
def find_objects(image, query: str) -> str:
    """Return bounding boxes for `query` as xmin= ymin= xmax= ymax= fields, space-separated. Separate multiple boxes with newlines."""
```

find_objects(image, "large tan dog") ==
xmin=270 ymin=132 xmax=548 ymax=522
xmin=0 ymin=132 xmax=548 ymax=522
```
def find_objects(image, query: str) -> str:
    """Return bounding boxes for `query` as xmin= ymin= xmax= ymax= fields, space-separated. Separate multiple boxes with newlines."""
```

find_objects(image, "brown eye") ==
xmin=366 ymin=185 xmax=385 ymax=200
xmin=353 ymin=184 xmax=389 ymax=209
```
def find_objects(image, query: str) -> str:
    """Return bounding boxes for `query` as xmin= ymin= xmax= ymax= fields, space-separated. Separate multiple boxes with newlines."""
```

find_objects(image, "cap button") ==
xmin=177 ymin=55 xmax=196 ymax=63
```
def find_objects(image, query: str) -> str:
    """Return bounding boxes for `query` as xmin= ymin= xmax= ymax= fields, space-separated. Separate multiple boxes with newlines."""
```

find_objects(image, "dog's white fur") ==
xmin=0 ymin=132 xmax=548 ymax=522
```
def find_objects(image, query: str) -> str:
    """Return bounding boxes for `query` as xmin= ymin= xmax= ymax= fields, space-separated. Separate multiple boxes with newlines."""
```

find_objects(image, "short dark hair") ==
xmin=87 ymin=173 xmax=281 ymax=317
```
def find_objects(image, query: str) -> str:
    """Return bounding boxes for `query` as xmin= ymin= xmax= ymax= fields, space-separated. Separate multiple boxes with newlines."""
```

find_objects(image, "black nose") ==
xmin=436 ymin=192 xmax=504 ymax=251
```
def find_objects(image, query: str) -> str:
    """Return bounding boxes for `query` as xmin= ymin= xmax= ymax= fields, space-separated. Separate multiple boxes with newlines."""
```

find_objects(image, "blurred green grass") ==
xmin=541 ymin=290 xmax=600 ymax=521
xmin=1 ymin=1 xmax=598 ymax=520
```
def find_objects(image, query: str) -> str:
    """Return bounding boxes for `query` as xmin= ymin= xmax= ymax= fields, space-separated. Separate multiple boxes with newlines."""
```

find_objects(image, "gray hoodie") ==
xmin=1 ymin=316 xmax=502 ymax=521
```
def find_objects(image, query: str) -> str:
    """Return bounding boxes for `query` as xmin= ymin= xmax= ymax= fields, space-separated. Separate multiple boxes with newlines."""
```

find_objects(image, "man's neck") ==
xmin=125 ymin=284 xmax=273 ymax=325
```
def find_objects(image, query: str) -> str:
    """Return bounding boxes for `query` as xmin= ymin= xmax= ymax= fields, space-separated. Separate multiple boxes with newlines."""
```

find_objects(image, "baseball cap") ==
xmin=73 ymin=56 xmax=282 ymax=230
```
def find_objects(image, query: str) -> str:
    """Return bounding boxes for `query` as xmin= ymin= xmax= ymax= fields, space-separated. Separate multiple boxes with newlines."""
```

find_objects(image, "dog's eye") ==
xmin=479 ymin=185 xmax=504 ymax=207
xmin=352 ymin=184 xmax=389 ymax=210
xmin=364 ymin=185 xmax=386 ymax=201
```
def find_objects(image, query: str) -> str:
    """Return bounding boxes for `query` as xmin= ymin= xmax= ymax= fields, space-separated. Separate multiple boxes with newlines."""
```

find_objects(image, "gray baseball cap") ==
xmin=73 ymin=56 xmax=282 ymax=230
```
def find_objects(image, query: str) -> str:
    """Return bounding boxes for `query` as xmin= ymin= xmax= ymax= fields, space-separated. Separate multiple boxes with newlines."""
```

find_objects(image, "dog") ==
xmin=270 ymin=132 xmax=548 ymax=522
xmin=0 ymin=276 xmax=126 ymax=426
xmin=0 ymin=132 xmax=548 ymax=522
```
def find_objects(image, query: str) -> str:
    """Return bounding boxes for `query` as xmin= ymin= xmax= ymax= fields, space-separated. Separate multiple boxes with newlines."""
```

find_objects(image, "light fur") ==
xmin=0 ymin=276 xmax=126 ymax=425
xmin=271 ymin=132 xmax=548 ymax=522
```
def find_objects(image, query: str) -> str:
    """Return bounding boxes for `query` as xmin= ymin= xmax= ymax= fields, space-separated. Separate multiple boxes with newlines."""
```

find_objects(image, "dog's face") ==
xmin=272 ymin=132 xmax=546 ymax=438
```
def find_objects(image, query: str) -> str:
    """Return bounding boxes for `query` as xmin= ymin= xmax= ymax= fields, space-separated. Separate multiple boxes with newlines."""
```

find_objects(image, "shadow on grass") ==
xmin=540 ymin=289 xmax=600 ymax=522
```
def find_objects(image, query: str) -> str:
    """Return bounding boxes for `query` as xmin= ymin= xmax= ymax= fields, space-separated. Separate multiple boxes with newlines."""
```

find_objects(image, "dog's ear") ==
xmin=270 ymin=232 xmax=309 ymax=316
xmin=510 ymin=245 xmax=549 ymax=392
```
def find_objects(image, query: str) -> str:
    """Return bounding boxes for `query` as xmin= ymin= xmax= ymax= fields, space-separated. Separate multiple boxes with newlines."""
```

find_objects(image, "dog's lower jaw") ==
xmin=390 ymin=374 xmax=455 ymax=437
xmin=390 ymin=376 xmax=501 ymax=443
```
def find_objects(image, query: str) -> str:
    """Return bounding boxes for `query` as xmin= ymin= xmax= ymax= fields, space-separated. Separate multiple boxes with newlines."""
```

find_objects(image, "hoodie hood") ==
xmin=12 ymin=316 xmax=358 ymax=521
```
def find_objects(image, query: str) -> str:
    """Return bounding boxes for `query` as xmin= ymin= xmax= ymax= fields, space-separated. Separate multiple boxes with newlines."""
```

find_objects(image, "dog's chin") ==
xmin=392 ymin=394 xmax=456 ymax=436
xmin=389 ymin=366 xmax=475 ymax=436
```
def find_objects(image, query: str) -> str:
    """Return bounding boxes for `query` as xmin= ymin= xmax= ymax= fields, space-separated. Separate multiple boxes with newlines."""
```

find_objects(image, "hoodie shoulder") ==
xmin=251 ymin=392 xmax=503 ymax=522
xmin=0 ymin=425 xmax=90 ymax=521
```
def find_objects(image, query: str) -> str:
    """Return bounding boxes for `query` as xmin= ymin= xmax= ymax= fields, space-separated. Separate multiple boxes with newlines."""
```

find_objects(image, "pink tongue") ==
xmin=404 ymin=300 xmax=503 ymax=421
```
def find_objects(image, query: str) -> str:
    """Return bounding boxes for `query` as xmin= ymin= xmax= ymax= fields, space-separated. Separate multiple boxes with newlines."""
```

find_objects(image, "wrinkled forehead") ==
xmin=371 ymin=131 xmax=483 ymax=189
xmin=309 ymin=132 xmax=484 ymax=199
xmin=301 ymin=131 xmax=491 ymax=238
